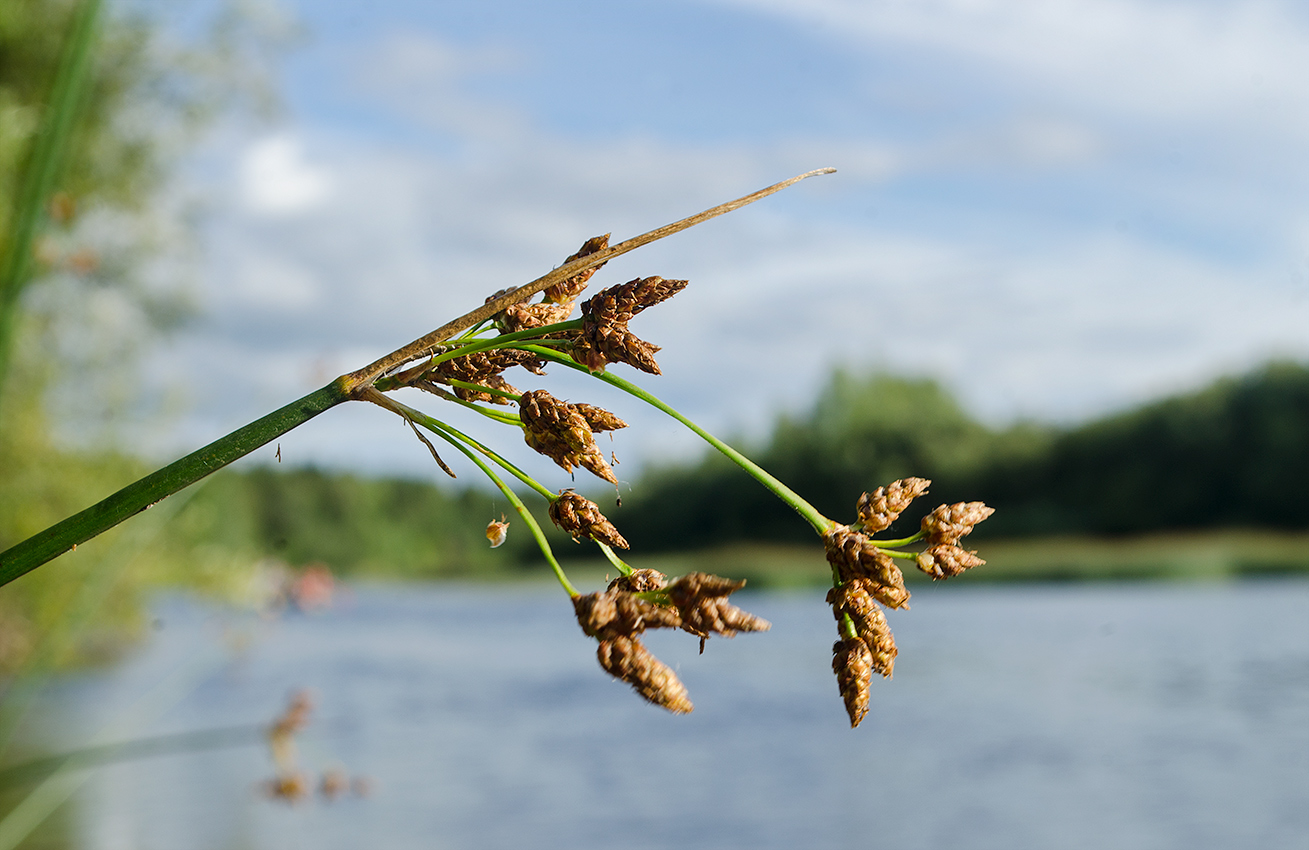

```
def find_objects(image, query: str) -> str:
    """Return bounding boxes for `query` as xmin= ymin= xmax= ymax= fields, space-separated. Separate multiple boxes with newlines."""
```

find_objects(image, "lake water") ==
xmin=28 ymin=579 xmax=1309 ymax=850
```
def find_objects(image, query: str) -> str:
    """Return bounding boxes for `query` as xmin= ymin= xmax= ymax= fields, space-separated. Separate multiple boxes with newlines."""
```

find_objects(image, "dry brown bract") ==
xmin=549 ymin=490 xmax=629 ymax=549
xmin=572 ymin=276 xmax=688 ymax=374
xmin=543 ymin=234 xmax=611 ymax=304
xmin=857 ymin=477 xmax=931 ymax=533
xmin=823 ymin=527 xmax=911 ymax=610
xmin=519 ymin=389 xmax=622 ymax=484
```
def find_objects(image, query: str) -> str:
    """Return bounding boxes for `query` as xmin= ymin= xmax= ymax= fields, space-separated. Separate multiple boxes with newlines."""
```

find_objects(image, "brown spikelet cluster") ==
xmin=823 ymin=481 xmax=995 ymax=726
xmin=499 ymin=301 xmax=575 ymax=333
xmin=425 ymin=348 xmax=545 ymax=404
xmin=573 ymin=569 xmax=768 ymax=713
xmin=916 ymin=501 xmax=994 ymax=579
xmin=572 ymin=276 xmax=688 ymax=374
xmin=857 ymin=477 xmax=931 ymax=533
xmin=519 ymin=389 xmax=625 ymax=484
xmin=823 ymin=527 xmax=911 ymax=610
xmin=543 ymin=234 xmax=610 ymax=303
xmin=549 ymin=490 xmax=629 ymax=549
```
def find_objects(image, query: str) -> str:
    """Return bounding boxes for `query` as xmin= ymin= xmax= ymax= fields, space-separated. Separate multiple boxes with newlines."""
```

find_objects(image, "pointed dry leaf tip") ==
xmin=549 ymin=490 xmax=629 ymax=549
xmin=597 ymin=635 xmax=693 ymax=714
xmin=543 ymin=234 xmax=611 ymax=304
xmin=832 ymin=637 xmax=873 ymax=728
xmin=916 ymin=544 xmax=985 ymax=579
xmin=827 ymin=581 xmax=897 ymax=678
xmin=665 ymin=572 xmax=771 ymax=639
xmin=485 ymin=516 xmax=509 ymax=548
xmin=519 ymin=389 xmax=619 ymax=484
xmin=823 ymin=527 xmax=911 ymax=610
xmin=571 ymin=276 xmax=688 ymax=374
xmin=857 ymin=477 xmax=932 ymax=533
xmin=608 ymin=568 xmax=668 ymax=592
xmin=920 ymin=501 xmax=995 ymax=546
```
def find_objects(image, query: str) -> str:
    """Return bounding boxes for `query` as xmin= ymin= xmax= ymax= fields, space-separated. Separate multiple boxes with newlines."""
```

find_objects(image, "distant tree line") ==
xmin=615 ymin=360 xmax=1309 ymax=549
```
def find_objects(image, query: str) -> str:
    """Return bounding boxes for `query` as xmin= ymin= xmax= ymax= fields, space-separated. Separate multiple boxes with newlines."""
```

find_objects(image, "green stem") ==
xmin=366 ymin=391 xmax=575 ymax=596
xmin=596 ymin=542 xmax=633 ymax=577
xmin=420 ymin=384 xmax=521 ymax=425
xmin=0 ymin=379 xmax=350 ymax=587
xmin=523 ymin=346 xmax=834 ymax=535
xmin=423 ymin=320 xmax=583 ymax=370
xmin=880 ymin=549 xmax=917 ymax=561
xmin=446 ymin=378 xmax=522 ymax=401
xmin=411 ymin=410 xmax=555 ymax=501
xmin=871 ymin=530 xmax=926 ymax=548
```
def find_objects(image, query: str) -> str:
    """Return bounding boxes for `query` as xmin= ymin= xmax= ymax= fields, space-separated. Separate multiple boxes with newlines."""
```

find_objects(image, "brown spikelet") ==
xmin=571 ymin=276 xmax=687 ymax=374
xmin=832 ymin=638 xmax=872 ymax=728
xmin=573 ymin=403 xmax=627 ymax=432
xmin=827 ymin=581 xmax=898 ymax=678
xmin=921 ymin=501 xmax=995 ymax=546
xmin=500 ymin=301 xmax=575 ymax=333
xmin=665 ymin=572 xmax=771 ymax=640
xmin=823 ymin=527 xmax=911 ymax=610
xmin=857 ymin=477 xmax=932 ymax=533
xmin=573 ymin=589 xmax=682 ymax=638
xmin=549 ymin=490 xmax=629 ymax=549
xmin=916 ymin=544 xmax=986 ymax=579
xmin=519 ymin=390 xmax=618 ymax=484
xmin=543 ymin=234 xmax=611 ymax=303
xmin=596 ymin=636 xmax=693 ymax=714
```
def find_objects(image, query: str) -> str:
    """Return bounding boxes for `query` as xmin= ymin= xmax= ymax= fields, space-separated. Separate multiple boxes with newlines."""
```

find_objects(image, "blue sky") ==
xmin=132 ymin=0 xmax=1309 ymax=483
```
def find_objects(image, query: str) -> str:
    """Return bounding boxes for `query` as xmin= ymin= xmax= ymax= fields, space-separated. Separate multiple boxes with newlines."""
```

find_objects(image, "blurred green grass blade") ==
xmin=0 ymin=0 xmax=103 ymax=399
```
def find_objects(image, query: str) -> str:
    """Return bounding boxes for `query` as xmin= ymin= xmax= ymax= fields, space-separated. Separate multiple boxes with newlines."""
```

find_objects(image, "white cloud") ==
xmin=238 ymin=134 xmax=333 ymax=216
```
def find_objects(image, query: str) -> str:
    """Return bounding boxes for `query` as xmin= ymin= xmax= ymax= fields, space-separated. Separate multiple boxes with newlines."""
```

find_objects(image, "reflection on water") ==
xmin=40 ymin=580 xmax=1309 ymax=849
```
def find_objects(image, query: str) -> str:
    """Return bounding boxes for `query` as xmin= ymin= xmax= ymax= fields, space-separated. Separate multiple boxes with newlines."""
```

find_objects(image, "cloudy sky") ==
xmin=137 ymin=0 xmax=1309 ymax=485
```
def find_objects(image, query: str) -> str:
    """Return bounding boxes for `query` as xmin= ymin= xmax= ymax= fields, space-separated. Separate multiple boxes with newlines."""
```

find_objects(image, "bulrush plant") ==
xmin=0 ymin=168 xmax=994 ymax=727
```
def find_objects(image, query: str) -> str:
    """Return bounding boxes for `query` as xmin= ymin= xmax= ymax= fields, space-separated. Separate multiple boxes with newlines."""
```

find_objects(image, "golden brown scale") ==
xmin=856 ymin=477 xmax=931 ymax=533
xmin=548 ymin=490 xmax=629 ymax=549
xmin=832 ymin=638 xmax=873 ymax=727
xmin=519 ymin=390 xmax=619 ymax=484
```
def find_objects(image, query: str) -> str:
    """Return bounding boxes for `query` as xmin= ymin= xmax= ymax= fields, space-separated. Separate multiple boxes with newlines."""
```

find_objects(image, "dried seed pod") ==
xmin=519 ymin=390 xmax=618 ymax=484
xmin=665 ymin=572 xmax=771 ymax=639
xmin=832 ymin=638 xmax=873 ymax=728
xmin=543 ymin=234 xmax=611 ymax=304
xmin=856 ymin=477 xmax=932 ymax=534
xmin=921 ymin=501 xmax=995 ymax=546
xmin=827 ymin=580 xmax=897 ymax=678
xmin=584 ymin=276 xmax=688 ymax=321
xmin=608 ymin=568 xmax=668 ymax=592
xmin=572 ymin=318 xmax=664 ymax=375
xmin=915 ymin=544 xmax=985 ymax=579
xmin=549 ymin=490 xmax=629 ymax=549
xmin=823 ymin=527 xmax=911 ymax=609
xmin=597 ymin=635 xmax=693 ymax=714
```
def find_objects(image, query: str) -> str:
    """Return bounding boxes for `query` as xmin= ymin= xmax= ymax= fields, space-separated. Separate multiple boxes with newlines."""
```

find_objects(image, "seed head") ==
xmin=597 ymin=635 xmax=693 ymax=714
xmin=571 ymin=276 xmax=687 ymax=374
xmin=543 ymin=234 xmax=611 ymax=304
xmin=823 ymin=527 xmax=911 ymax=609
xmin=573 ymin=403 xmax=627 ymax=432
xmin=665 ymin=572 xmax=771 ymax=640
xmin=549 ymin=490 xmax=629 ymax=549
xmin=573 ymin=588 xmax=682 ymax=638
xmin=915 ymin=544 xmax=985 ymax=579
xmin=519 ymin=390 xmax=619 ymax=484
xmin=832 ymin=637 xmax=873 ymax=728
xmin=827 ymin=581 xmax=897 ymax=678
xmin=921 ymin=501 xmax=995 ymax=546
xmin=608 ymin=568 xmax=668 ymax=593
xmin=499 ymin=301 xmax=576 ymax=333
xmin=856 ymin=477 xmax=931 ymax=534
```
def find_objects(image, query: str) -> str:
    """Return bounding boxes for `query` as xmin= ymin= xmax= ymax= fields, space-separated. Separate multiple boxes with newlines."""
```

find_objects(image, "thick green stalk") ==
xmin=0 ymin=379 xmax=350 ymax=587
xmin=522 ymin=346 xmax=835 ymax=535
xmin=0 ymin=0 xmax=103 ymax=404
